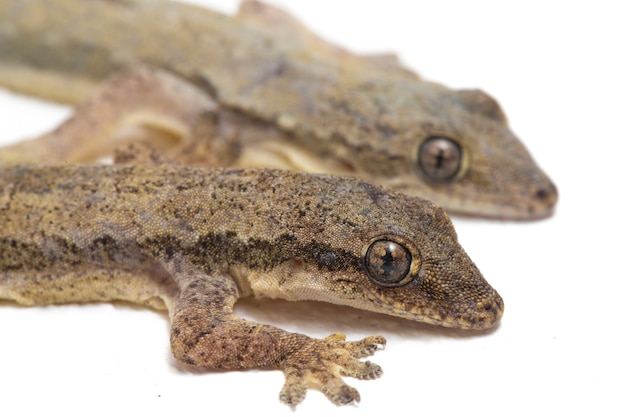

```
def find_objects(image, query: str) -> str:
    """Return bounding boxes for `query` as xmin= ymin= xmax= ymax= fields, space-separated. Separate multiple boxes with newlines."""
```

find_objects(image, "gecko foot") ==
xmin=278 ymin=333 xmax=386 ymax=406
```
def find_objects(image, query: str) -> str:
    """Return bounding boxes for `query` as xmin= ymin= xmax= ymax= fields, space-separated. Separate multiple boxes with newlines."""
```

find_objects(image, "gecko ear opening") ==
xmin=363 ymin=240 xmax=413 ymax=287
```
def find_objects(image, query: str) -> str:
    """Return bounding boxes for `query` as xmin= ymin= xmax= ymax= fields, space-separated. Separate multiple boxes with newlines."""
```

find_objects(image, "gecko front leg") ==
xmin=169 ymin=270 xmax=385 ymax=406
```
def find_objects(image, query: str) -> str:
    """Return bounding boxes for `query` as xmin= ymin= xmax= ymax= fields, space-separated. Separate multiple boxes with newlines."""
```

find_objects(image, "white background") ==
xmin=1 ymin=1 xmax=624 ymax=416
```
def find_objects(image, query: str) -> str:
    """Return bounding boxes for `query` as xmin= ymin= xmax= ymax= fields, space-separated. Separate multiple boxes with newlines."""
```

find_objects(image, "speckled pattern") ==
xmin=0 ymin=164 xmax=502 ymax=405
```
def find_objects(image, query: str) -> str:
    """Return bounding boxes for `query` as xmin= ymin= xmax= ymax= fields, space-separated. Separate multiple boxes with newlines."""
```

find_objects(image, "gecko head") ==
xmin=357 ymin=231 xmax=504 ymax=330
xmin=356 ymin=85 xmax=558 ymax=220
xmin=416 ymin=89 xmax=558 ymax=220
xmin=272 ymin=175 xmax=504 ymax=330
xmin=351 ymin=192 xmax=504 ymax=330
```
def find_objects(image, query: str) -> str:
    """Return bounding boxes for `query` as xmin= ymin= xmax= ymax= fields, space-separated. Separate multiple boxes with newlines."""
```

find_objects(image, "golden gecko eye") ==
xmin=417 ymin=137 xmax=462 ymax=181
xmin=364 ymin=240 xmax=413 ymax=286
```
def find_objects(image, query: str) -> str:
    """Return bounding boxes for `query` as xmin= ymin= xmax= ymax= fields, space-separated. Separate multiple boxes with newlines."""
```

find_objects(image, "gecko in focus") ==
xmin=0 ymin=164 xmax=503 ymax=405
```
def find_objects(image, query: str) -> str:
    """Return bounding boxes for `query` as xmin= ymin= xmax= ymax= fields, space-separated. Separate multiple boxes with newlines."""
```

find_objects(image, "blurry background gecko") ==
xmin=0 ymin=0 xmax=557 ymax=220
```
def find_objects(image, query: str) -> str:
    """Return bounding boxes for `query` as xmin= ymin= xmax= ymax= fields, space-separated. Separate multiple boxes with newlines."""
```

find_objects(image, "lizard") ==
xmin=0 ymin=163 xmax=504 ymax=406
xmin=0 ymin=0 xmax=558 ymax=220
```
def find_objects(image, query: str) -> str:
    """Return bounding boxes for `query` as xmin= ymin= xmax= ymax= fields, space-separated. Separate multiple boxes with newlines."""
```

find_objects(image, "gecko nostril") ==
xmin=532 ymin=182 xmax=558 ymax=203
xmin=535 ymin=188 xmax=549 ymax=200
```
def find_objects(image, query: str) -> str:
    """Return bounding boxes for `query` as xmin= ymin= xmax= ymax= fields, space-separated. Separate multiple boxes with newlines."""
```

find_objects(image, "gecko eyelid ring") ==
xmin=364 ymin=240 xmax=414 ymax=287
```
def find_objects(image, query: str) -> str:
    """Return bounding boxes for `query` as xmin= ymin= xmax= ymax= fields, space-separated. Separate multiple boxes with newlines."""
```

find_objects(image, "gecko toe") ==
xmin=341 ymin=360 xmax=383 ymax=380
xmin=321 ymin=379 xmax=361 ymax=405
xmin=279 ymin=368 xmax=308 ymax=406
xmin=350 ymin=335 xmax=386 ymax=357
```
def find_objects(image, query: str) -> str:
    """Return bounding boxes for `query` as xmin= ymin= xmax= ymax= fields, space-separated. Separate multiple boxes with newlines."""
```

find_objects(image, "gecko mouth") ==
xmin=409 ymin=182 xmax=557 ymax=221
xmin=440 ymin=291 xmax=504 ymax=330
xmin=409 ymin=292 xmax=504 ymax=330
xmin=405 ymin=290 xmax=504 ymax=330
xmin=360 ymin=287 xmax=504 ymax=331
xmin=454 ymin=184 xmax=558 ymax=221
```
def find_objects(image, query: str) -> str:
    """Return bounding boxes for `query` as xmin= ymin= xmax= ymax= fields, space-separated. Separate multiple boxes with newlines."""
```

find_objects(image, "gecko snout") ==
xmin=477 ymin=288 xmax=505 ymax=330
xmin=533 ymin=181 xmax=558 ymax=211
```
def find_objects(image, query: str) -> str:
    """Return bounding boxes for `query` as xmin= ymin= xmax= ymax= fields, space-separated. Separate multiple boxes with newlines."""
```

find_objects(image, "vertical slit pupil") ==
xmin=381 ymin=247 xmax=395 ymax=275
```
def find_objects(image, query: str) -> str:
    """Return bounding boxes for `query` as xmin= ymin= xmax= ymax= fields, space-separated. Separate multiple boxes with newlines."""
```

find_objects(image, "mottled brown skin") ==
xmin=0 ymin=164 xmax=503 ymax=405
xmin=0 ymin=0 xmax=558 ymax=220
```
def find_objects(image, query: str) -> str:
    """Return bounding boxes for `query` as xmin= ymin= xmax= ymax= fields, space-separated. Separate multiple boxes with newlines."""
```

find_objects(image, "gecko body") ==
xmin=0 ymin=164 xmax=503 ymax=405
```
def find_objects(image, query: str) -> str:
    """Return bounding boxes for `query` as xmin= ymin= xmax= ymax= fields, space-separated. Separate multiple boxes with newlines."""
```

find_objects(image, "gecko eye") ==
xmin=417 ymin=137 xmax=462 ymax=181
xmin=364 ymin=240 xmax=413 ymax=286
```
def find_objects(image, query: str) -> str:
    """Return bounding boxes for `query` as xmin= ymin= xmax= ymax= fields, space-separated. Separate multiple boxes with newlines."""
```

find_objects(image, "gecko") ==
xmin=0 ymin=0 xmax=558 ymax=220
xmin=0 ymin=163 xmax=503 ymax=406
